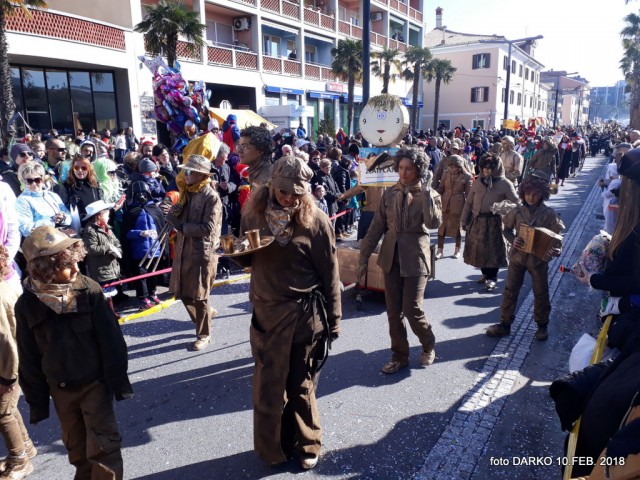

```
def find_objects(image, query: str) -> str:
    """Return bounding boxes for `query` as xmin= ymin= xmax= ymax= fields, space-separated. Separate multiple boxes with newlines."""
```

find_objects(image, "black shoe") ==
xmin=113 ymin=292 xmax=130 ymax=305
xmin=535 ymin=326 xmax=548 ymax=341
xmin=486 ymin=323 xmax=511 ymax=337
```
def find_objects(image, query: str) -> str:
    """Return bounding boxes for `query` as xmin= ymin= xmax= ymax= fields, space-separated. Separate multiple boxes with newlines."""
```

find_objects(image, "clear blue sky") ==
xmin=427 ymin=0 xmax=638 ymax=86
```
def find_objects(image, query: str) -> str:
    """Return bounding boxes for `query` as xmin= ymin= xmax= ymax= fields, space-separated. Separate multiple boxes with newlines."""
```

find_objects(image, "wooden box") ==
xmin=336 ymin=245 xmax=385 ymax=291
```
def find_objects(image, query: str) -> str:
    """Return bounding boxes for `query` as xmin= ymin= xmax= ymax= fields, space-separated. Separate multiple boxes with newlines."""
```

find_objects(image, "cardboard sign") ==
xmin=358 ymin=147 xmax=399 ymax=186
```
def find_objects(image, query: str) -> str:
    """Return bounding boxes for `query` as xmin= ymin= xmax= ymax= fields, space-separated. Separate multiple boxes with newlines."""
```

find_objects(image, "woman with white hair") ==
xmin=15 ymin=162 xmax=71 ymax=237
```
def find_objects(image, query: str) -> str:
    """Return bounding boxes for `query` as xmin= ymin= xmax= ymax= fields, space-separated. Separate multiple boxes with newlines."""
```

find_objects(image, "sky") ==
xmin=428 ymin=0 xmax=638 ymax=86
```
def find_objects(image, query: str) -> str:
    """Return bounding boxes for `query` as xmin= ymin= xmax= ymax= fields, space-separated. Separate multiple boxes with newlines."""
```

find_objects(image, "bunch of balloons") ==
xmin=139 ymin=55 xmax=211 ymax=150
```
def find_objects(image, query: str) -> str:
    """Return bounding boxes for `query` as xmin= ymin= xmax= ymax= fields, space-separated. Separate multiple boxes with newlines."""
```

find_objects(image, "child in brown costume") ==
xmin=486 ymin=172 xmax=564 ymax=341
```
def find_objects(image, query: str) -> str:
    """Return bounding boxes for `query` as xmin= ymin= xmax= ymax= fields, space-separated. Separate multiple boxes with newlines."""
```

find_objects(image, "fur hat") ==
xmin=270 ymin=154 xmax=313 ymax=195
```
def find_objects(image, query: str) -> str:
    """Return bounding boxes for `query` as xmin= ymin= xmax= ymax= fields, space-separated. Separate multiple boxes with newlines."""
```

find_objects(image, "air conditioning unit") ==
xmin=370 ymin=12 xmax=383 ymax=21
xmin=233 ymin=17 xmax=251 ymax=31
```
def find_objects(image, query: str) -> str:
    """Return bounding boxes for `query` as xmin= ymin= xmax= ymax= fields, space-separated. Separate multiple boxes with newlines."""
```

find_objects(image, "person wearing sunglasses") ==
xmin=57 ymin=156 xmax=103 ymax=229
xmin=2 ymin=144 xmax=34 ymax=197
xmin=44 ymin=138 xmax=68 ymax=185
xmin=15 ymin=162 xmax=71 ymax=238
xmin=236 ymin=125 xmax=274 ymax=189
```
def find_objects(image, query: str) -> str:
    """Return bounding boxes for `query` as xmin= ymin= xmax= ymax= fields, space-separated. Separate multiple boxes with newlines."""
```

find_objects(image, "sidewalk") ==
xmin=416 ymin=155 xmax=610 ymax=480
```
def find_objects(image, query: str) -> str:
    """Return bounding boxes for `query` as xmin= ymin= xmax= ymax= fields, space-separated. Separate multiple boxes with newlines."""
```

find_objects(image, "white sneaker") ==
xmin=435 ymin=249 xmax=443 ymax=259
xmin=453 ymin=247 xmax=461 ymax=259
xmin=600 ymin=297 xmax=621 ymax=316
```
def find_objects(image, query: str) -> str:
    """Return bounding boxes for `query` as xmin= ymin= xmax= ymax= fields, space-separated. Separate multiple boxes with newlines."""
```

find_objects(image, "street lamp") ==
xmin=479 ymin=35 xmax=543 ymax=127
xmin=550 ymin=72 xmax=578 ymax=128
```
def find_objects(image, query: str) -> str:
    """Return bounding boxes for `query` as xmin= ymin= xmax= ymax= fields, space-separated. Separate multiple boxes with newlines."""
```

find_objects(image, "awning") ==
xmin=305 ymin=32 xmax=334 ymax=44
xmin=262 ymin=20 xmax=298 ymax=35
xmin=308 ymin=91 xmax=340 ymax=100
xmin=341 ymin=93 xmax=363 ymax=102
xmin=208 ymin=107 xmax=277 ymax=131
xmin=265 ymin=85 xmax=305 ymax=95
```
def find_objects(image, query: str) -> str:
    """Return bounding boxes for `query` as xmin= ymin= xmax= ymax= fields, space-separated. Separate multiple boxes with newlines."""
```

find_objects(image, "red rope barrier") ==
xmin=329 ymin=208 xmax=353 ymax=221
xmin=102 ymin=267 xmax=172 ymax=288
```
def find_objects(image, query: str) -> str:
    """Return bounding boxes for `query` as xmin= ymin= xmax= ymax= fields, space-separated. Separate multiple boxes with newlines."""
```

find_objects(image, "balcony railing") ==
xmin=262 ymin=56 xmax=302 ymax=76
xmin=5 ymin=8 xmax=126 ymax=51
xmin=389 ymin=0 xmax=408 ymax=15
xmin=263 ymin=0 xmax=301 ymax=19
xmin=230 ymin=0 xmax=257 ymax=6
xmin=409 ymin=6 xmax=422 ymax=22
xmin=177 ymin=41 xmax=202 ymax=62
xmin=305 ymin=63 xmax=335 ymax=81
xmin=304 ymin=7 xmax=335 ymax=31
xmin=370 ymin=31 xmax=385 ymax=47
xmin=207 ymin=45 xmax=258 ymax=70
xmin=338 ymin=20 xmax=362 ymax=39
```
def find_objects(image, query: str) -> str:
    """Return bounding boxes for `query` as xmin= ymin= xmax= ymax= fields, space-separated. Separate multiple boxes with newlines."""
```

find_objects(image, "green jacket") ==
xmin=82 ymin=222 xmax=121 ymax=284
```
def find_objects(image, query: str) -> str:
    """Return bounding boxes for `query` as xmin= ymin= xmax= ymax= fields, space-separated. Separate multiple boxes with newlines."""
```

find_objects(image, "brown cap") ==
xmin=22 ymin=226 xmax=81 ymax=262
xmin=270 ymin=155 xmax=313 ymax=195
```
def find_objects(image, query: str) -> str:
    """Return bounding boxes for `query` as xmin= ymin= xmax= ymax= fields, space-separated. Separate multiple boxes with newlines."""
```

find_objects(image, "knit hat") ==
xmin=270 ymin=154 xmax=313 ymax=195
xmin=618 ymin=148 xmax=640 ymax=184
xmin=138 ymin=158 xmax=157 ymax=173
xmin=9 ymin=144 xmax=34 ymax=162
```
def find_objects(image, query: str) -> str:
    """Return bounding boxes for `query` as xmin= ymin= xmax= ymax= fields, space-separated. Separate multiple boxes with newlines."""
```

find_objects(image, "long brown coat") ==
xmin=437 ymin=168 xmax=472 ymax=238
xmin=169 ymin=184 xmax=222 ymax=300
xmin=360 ymin=181 xmax=442 ymax=277
xmin=461 ymin=162 xmax=519 ymax=268
xmin=0 ymin=279 xmax=20 ymax=385
xmin=527 ymin=147 xmax=557 ymax=179
xmin=239 ymin=197 xmax=341 ymax=464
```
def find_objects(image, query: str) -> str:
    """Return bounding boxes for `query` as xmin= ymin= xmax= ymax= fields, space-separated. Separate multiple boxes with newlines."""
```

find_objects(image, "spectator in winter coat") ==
xmin=57 ymin=156 xmax=103 ymax=228
xmin=135 ymin=158 xmax=165 ymax=201
xmin=222 ymin=114 xmax=241 ymax=153
xmin=15 ymin=162 xmax=71 ymax=238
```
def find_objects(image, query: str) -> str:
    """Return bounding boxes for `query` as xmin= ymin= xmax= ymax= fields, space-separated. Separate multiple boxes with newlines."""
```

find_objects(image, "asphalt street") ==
xmin=20 ymin=155 xmax=608 ymax=480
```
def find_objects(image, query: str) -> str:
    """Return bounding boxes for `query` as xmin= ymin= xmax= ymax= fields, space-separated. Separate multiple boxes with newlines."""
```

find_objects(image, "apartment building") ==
xmin=589 ymin=80 xmax=628 ymax=124
xmin=7 ymin=0 xmax=427 ymax=140
xmin=540 ymin=71 xmax=590 ymax=128
xmin=422 ymin=8 xmax=548 ymax=131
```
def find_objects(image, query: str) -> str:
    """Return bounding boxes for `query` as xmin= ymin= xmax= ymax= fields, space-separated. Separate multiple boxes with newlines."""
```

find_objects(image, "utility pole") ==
xmin=362 ymin=0 xmax=371 ymax=107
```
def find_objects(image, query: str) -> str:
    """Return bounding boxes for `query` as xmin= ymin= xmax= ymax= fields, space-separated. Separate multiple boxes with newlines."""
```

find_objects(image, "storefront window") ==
xmin=46 ymin=70 xmax=73 ymax=134
xmin=10 ymin=68 xmax=22 ymax=120
xmin=69 ymin=71 xmax=94 ymax=134
xmin=94 ymin=92 xmax=117 ymax=132
xmin=22 ymin=68 xmax=50 ymax=132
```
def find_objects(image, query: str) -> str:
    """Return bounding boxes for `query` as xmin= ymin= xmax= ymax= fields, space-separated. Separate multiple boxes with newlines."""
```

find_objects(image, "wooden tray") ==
xmin=220 ymin=236 xmax=275 ymax=257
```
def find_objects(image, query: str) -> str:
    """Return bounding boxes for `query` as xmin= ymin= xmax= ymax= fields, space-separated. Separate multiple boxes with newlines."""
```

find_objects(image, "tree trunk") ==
xmin=432 ymin=77 xmax=441 ymax=131
xmin=167 ymin=31 xmax=179 ymax=68
xmin=382 ymin=63 xmax=389 ymax=94
xmin=631 ymin=82 xmax=640 ymax=130
xmin=411 ymin=62 xmax=420 ymax=131
xmin=0 ymin=11 xmax=16 ymax=148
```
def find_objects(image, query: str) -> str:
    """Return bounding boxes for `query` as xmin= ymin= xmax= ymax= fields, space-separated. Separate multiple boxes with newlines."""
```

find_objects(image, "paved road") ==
xmin=22 ymin=155 xmax=608 ymax=479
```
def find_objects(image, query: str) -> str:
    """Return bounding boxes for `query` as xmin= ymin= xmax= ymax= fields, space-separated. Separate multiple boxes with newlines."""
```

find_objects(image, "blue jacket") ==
xmin=16 ymin=190 xmax=71 ymax=238
xmin=125 ymin=204 xmax=160 ymax=261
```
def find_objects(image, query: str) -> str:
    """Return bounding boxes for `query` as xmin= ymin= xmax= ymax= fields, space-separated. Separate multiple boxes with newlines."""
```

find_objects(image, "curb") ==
xmin=414 ymin=159 xmax=608 ymax=480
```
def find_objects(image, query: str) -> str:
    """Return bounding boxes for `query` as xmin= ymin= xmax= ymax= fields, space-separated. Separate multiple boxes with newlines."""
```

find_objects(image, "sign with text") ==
xmin=358 ymin=147 xmax=399 ymax=187
xmin=326 ymin=82 xmax=345 ymax=93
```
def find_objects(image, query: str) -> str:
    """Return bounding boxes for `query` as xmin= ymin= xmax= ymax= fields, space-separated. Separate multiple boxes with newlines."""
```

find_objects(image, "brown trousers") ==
xmin=51 ymin=381 xmax=123 ymax=480
xmin=0 ymin=386 xmax=30 ymax=461
xmin=182 ymin=298 xmax=211 ymax=338
xmin=500 ymin=260 xmax=551 ymax=327
xmin=383 ymin=257 xmax=436 ymax=363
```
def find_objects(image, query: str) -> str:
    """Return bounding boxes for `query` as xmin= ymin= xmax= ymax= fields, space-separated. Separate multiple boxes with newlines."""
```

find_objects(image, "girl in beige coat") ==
xmin=436 ymin=155 xmax=472 ymax=259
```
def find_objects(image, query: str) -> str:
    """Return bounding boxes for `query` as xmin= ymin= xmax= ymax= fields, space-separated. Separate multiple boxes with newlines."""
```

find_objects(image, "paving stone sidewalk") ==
xmin=416 ymin=157 xmax=610 ymax=480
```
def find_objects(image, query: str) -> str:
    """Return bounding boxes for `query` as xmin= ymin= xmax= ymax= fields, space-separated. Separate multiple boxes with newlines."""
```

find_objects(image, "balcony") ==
xmin=207 ymin=45 xmax=258 ymax=70
xmin=408 ymin=6 xmax=422 ymax=22
xmin=305 ymin=63 xmax=334 ymax=81
xmin=262 ymin=0 xmax=301 ymax=20
xmin=338 ymin=20 xmax=363 ymax=39
xmin=177 ymin=41 xmax=202 ymax=62
xmin=370 ymin=31 xmax=385 ymax=47
xmin=6 ymin=8 xmax=126 ymax=51
xmin=388 ymin=38 xmax=406 ymax=52
xmin=304 ymin=7 xmax=335 ymax=30
xmin=262 ymin=56 xmax=302 ymax=76
xmin=229 ymin=0 xmax=257 ymax=6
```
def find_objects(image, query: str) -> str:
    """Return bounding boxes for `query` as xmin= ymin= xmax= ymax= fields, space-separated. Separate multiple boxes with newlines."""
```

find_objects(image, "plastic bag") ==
xmin=569 ymin=333 xmax=619 ymax=373
xmin=572 ymin=231 xmax=611 ymax=283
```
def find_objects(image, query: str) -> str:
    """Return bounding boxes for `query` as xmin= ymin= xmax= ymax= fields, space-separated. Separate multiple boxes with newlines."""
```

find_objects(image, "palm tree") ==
xmin=135 ymin=0 xmax=206 ymax=69
xmin=425 ymin=58 xmax=456 ymax=131
xmin=621 ymin=12 xmax=640 ymax=128
xmin=371 ymin=47 xmax=401 ymax=94
xmin=401 ymin=46 xmax=432 ymax=131
xmin=331 ymin=39 xmax=363 ymax=136
xmin=0 ymin=0 xmax=47 ymax=146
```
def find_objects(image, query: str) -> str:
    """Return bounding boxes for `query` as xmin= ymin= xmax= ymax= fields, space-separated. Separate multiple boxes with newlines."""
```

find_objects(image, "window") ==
xmin=263 ymin=35 xmax=280 ymax=57
xmin=264 ymin=91 xmax=280 ymax=106
xmin=305 ymin=44 xmax=316 ymax=63
xmin=517 ymin=92 xmax=522 ymax=106
xmin=529 ymin=96 xmax=533 ymax=108
xmin=501 ymin=88 xmax=506 ymax=103
xmin=439 ymin=119 xmax=451 ymax=130
xmin=511 ymin=60 xmax=516 ymax=74
xmin=472 ymin=53 xmax=490 ymax=69
xmin=525 ymin=68 xmax=529 ymax=80
xmin=509 ymin=90 xmax=514 ymax=105
xmin=472 ymin=119 xmax=484 ymax=129
xmin=503 ymin=56 xmax=508 ymax=71
xmin=46 ymin=70 xmax=73 ymax=133
xmin=518 ymin=64 xmax=523 ymax=77
xmin=286 ymin=40 xmax=296 ymax=58
xmin=470 ymin=87 xmax=489 ymax=103
xmin=205 ymin=21 xmax=232 ymax=46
